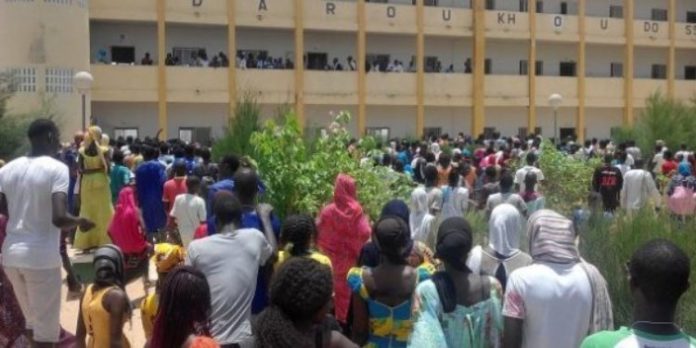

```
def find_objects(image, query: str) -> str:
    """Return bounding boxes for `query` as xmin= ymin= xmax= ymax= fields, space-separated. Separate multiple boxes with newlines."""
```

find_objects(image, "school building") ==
xmin=1 ymin=0 xmax=696 ymax=142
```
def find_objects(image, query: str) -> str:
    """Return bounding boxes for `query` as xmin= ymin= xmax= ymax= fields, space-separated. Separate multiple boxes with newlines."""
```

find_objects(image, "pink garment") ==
xmin=668 ymin=186 xmax=696 ymax=216
xmin=317 ymin=174 xmax=371 ymax=323
xmin=108 ymin=186 xmax=148 ymax=254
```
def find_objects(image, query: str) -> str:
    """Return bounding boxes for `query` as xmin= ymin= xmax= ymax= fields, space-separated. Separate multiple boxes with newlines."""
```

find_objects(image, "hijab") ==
xmin=488 ymin=204 xmax=524 ymax=258
xmin=108 ymin=186 xmax=147 ymax=254
xmin=360 ymin=200 xmax=412 ymax=267
xmin=81 ymin=125 xmax=103 ymax=150
xmin=93 ymin=244 xmax=126 ymax=289
xmin=330 ymin=174 xmax=363 ymax=224
xmin=435 ymin=217 xmax=473 ymax=271
xmin=381 ymin=199 xmax=410 ymax=226
xmin=410 ymin=187 xmax=434 ymax=242
xmin=528 ymin=209 xmax=579 ymax=264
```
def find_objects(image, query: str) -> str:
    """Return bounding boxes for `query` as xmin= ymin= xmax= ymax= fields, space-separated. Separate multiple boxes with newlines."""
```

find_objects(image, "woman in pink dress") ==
xmin=317 ymin=174 xmax=371 ymax=324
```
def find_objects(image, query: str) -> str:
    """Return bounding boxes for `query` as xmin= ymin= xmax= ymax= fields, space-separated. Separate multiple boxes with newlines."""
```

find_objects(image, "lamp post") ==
xmin=73 ymin=71 xmax=93 ymax=131
xmin=548 ymin=93 xmax=563 ymax=145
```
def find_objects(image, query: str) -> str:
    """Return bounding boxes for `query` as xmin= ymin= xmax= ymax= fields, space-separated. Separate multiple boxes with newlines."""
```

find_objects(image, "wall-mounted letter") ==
xmin=442 ymin=9 xmax=451 ymax=21
xmin=387 ymin=6 xmax=396 ymax=18
xmin=326 ymin=2 xmax=336 ymax=15
xmin=258 ymin=0 xmax=267 ymax=11
xmin=600 ymin=18 xmax=608 ymax=30
xmin=192 ymin=0 xmax=203 ymax=7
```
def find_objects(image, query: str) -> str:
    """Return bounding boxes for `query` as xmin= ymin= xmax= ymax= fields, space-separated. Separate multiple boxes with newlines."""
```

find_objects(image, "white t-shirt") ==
xmin=170 ymin=193 xmax=206 ymax=247
xmin=0 ymin=156 xmax=69 ymax=269
xmin=503 ymin=262 xmax=593 ymax=348
xmin=514 ymin=165 xmax=545 ymax=193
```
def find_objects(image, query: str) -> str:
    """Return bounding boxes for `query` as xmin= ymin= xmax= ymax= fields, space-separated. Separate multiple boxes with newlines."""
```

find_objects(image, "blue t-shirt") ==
xmin=239 ymin=209 xmax=281 ymax=314
xmin=135 ymin=160 xmax=167 ymax=234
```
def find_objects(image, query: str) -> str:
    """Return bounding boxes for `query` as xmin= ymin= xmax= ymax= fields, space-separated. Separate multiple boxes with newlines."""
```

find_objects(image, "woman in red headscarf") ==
xmin=317 ymin=174 xmax=371 ymax=324
xmin=108 ymin=186 xmax=148 ymax=265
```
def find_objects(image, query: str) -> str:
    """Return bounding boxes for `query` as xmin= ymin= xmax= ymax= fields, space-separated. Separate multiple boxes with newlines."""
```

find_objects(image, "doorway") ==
xmin=306 ymin=52 xmax=328 ymax=70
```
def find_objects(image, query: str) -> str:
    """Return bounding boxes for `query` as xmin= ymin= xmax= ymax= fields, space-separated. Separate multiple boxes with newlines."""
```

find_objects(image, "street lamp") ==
xmin=73 ymin=71 xmax=93 ymax=131
xmin=548 ymin=93 xmax=563 ymax=145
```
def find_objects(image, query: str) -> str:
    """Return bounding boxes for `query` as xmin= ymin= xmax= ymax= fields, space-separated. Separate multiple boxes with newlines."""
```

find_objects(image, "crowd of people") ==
xmin=0 ymin=119 xmax=694 ymax=348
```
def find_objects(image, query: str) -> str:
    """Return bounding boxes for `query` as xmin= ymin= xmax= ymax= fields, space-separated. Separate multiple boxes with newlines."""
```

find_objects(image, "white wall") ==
xmin=90 ymin=22 xmax=158 ymax=64
xmin=487 ymin=40 xmax=528 ymax=75
xmin=305 ymin=31 xmax=356 ymax=66
xmin=367 ymin=106 xmax=418 ymax=138
xmin=167 ymin=103 xmax=228 ymax=139
xmin=485 ymin=107 xmax=527 ymax=136
xmin=537 ymin=42 xmax=578 ymax=76
xmin=586 ymin=0 xmax=623 ymax=18
xmin=676 ymin=0 xmax=696 ymax=22
xmin=366 ymin=34 xmax=417 ymax=68
xmin=586 ymin=43 xmax=623 ymax=77
xmin=536 ymin=106 xmax=577 ymax=139
xmin=425 ymin=37 xmax=472 ymax=72
xmin=676 ymin=49 xmax=696 ymax=79
xmin=236 ymin=28 xmax=295 ymax=60
xmin=93 ymin=102 xmax=159 ymax=138
xmin=166 ymin=24 xmax=228 ymax=59
xmin=634 ymin=47 xmax=667 ymax=79
xmin=425 ymin=106 xmax=472 ymax=134
xmin=634 ymin=0 xmax=667 ymax=20
xmin=586 ymin=108 xmax=623 ymax=139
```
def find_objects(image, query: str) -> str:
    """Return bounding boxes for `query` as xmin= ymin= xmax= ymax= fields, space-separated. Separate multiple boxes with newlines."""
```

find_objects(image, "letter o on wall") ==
xmin=387 ymin=6 xmax=396 ymax=18
xmin=553 ymin=16 xmax=563 ymax=32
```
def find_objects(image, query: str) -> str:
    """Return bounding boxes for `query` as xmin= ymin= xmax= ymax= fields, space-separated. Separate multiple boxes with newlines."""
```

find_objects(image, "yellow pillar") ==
xmin=472 ymin=0 xmax=486 ymax=136
xmin=294 ymin=0 xmax=305 ymax=131
xmin=667 ymin=0 xmax=676 ymax=99
xmin=416 ymin=0 xmax=425 ymax=138
xmin=357 ymin=0 xmax=367 ymax=136
xmin=623 ymin=0 xmax=634 ymax=127
xmin=157 ymin=0 xmax=168 ymax=139
xmin=227 ymin=0 xmax=237 ymax=117
xmin=528 ymin=0 xmax=537 ymax=134
xmin=577 ymin=0 xmax=586 ymax=141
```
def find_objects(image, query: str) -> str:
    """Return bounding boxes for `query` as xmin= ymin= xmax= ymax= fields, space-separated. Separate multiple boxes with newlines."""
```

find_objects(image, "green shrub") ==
xmin=211 ymin=92 xmax=261 ymax=161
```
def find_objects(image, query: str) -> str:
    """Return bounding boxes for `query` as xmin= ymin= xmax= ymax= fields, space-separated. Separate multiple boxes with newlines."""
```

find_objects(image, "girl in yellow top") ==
xmin=76 ymin=245 xmax=131 ymax=348
xmin=74 ymin=126 xmax=114 ymax=251
xmin=141 ymin=240 xmax=186 ymax=339
xmin=274 ymin=214 xmax=332 ymax=272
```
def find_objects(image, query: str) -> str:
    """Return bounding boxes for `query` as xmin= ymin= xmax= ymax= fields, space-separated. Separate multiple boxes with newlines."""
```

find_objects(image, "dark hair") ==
xmin=112 ymin=149 xmax=125 ymax=164
xmin=220 ymin=155 xmax=241 ymax=174
xmin=173 ymin=160 xmax=187 ymax=176
xmin=500 ymin=172 xmax=514 ymax=192
xmin=425 ymin=152 xmax=436 ymax=163
xmin=27 ymin=118 xmax=59 ymax=140
xmin=213 ymin=193 xmax=242 ymax=228
xmin=448 ymin=167 xmax=460 ymax=188
xmin=630 ymin=239 xmax=690 ymax=306
xmin=485 ymin=166 xmax=497 ymax=180
xmin=254 ymin=258 xmax=333 ymax=348
xmin=424 ymin=165 xmax=438 ymax=184
xmin=159 ymin=142 xmax=170 ymax=155
xmin=438 ymin=153 xmax=451 ymax=168
xmin=142 ymin=145 xmax=158 ymax=161
xmin=130 ymin=143 xmax=142 ymax=155
xmin=233 ymin=168 xmax=258 ymax=200
xmin=664 ymin=150 xmax=673 ymax=160
xmin=280 ymin=214 xmax=316 ymax=257
xmin=200 ymin=148 xmax=211 ymax=162
xmin=374 ymin=217 xmax=410 ymax=265
xmin=150 ymin=266 xmax=212 ymax=348
xmin=526 ymin=152 xmax=537 ymax=165
xmin=186 ymin=175 xmax=201 ymax=190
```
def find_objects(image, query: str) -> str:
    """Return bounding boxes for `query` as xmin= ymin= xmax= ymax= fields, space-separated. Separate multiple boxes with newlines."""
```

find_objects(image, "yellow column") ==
xmin=577 ymin=0 xmax=586 ymax=141
xmin=472 ymin=0 xmax=486 ymax=137
xmin=623 ymin=0 xmax=634 ymax=127
xmin=227 ymin=0 xmax=237 ymax=117
xmin=667 ymin=0 xmax=676 ymax=99
xmin=357 ymin=0 xmax=366 ymax=136
xmin=157 ymin=0 xmax=168 ymax=139
xmin=528 ymin=0 xmax=537 ymax=133
xmin=416 ymin=0 xmax=425 ymax=138
xmin=294 ymin=0 xmax=305 ymax=131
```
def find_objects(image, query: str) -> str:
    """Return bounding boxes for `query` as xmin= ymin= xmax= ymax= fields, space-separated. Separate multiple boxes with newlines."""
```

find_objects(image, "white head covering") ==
xmin=430 ymin=143 xmax=441 ymax=156
xmin=488 ymin=203 xmax=524 ymax=257
xmin=410 ymin=187 xmax=434 ymax=242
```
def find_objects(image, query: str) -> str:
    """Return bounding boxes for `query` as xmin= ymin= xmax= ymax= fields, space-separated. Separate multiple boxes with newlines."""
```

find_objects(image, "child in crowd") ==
xmin=169 ymin=176 xmax=207 ymax=247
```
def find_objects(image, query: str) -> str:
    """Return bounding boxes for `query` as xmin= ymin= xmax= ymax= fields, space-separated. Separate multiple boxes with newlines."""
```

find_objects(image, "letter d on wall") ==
xmin=192 ymin=0 xmax=202 ymax=6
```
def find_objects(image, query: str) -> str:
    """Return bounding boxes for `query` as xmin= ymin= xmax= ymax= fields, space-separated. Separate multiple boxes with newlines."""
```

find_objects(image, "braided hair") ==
xmin=254 ymin=258 xmax=333 ymax=347
xmin=280 ymin=214 xmax=317 ymax=257
xmin=150 ymin=266 xmax=212 ymax=348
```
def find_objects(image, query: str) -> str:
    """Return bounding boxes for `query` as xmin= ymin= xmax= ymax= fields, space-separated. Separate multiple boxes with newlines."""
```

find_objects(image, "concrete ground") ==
xmin=60 ymin=250 xmax=152 ymax=348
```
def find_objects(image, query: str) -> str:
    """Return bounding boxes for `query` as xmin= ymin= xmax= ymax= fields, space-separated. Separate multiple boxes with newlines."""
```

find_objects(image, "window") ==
xmin=610 ymin=62 xmax=623 ymax=78
xmin=366 ymin=127 xmax=389 ymax=143
xmin=174 ymin=47 xmax=205 ymax=66
xmin=179 ymin=127 xmax=211 ymax=144
xmin=609 ymin=5 xmax=623 ymax=18
xmin=560 ymin=2 xmax=568 ymax=15
xmin=560 ymin=128 xmax=576 ymax=141
xmin=366 ymin=54 xmax=390 ymax=72
xmin=536 ymin=1 xmax=543 ymax=13
xmin=484 ymin=58 xmax=492 ymax=75
xmin=6 ymin=67 xmax=36 ymax=93
xmin=306 ymin=52 xmax=328 ymax=70
xmin=651 ymin=9 xmax=667 ymax=22
xmin=535 ymin=60 xmax=544 ymax=76
xmin=519 ymin=60 xmax=528 ymax=75
xmin=114 ymin=128 xmax=139 ymax=140
xmin=559 ymin=61 xmax=576 ymax=77
xmin=45 ymin=67 xmax=73 ymax=94
xmin=651 ymin=64 xmax=667 ymax=79
xmin=519 ymin=0 xmax=528 ymax=12
xmin=111 ymin=46 xmax=135 ymax=64
xmin=423 ymin=127 xmax=442 ymax=139
xmin=685 ymin=66 xmax=696 ymax=80
xmin=485 ymin=0 xmax=495 ymax=10
xmin=687 ymin=11 xmax=696 ymax=23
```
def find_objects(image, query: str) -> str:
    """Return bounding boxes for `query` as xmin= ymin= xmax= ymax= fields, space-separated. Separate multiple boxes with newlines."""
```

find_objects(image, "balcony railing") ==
xmin=366 ymin=72 xmax=417 ymax=105
xmin=485 ymin=75 xmax=528 ymax=106
xmin=304 ymin=71 xmax=358 ymax=105
xmin=425 ymin=74 xmax=472 ymax=106
xmin=166 ymin=67 xmax=229 ymax=103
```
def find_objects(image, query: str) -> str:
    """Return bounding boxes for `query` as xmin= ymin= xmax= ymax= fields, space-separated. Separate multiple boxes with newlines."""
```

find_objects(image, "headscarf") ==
xmin=381 ymin=199 xmax=410 ymax=227
xmin=81 ymin=125 xmax=103 ymax=150
xmin=330 ymin=174 xmax=363 ymax=225
xmin=488 ymin=204 xmax=524 ymax=258
xmin=527 ymin=209 xmax=579 ymax=264
xmin=410 ymin=187 xmax=434 ymax=243
xmin=93 ymin=244 xmax=126 ymax=289
xmin=435 ymin=217 xmax=473 ymax=271
xmin=374 ymin=217 xmax=412 ymax=264
xmin=101 ymin=133 xmax=110 ymax=147
xmin=152 ymin=243 xmax=185 ymax=274
xmin=678 ymin=162 xmax=692 ymax=177
xmin=360 ymin=200 xmax=412 ymax=267
xmin=108 ymin=186 xmax=147 ymax=255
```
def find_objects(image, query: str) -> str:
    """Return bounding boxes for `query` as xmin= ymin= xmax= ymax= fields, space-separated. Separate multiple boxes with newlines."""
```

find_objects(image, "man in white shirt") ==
xmin=0 ymin=119 xmax=94 ymax=347
xmin=169 ymin=175 xmax=207 ymax=247
xmin=621 ymin=160 xmax=661 ymax=214
xmin=514 ymin=153 xmax=544 ymax=194
xmin=503 ymin=210 xmax=612 ymax=348
xmin=186 ymin=193 xmax=272 ymax=347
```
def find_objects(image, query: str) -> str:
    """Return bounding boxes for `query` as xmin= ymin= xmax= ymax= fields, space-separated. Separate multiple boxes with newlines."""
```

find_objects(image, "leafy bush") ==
xmin=251 ymin=111 xmax=412 ymax=220
xmin=211 ymin=92 xmax=261 ymax=161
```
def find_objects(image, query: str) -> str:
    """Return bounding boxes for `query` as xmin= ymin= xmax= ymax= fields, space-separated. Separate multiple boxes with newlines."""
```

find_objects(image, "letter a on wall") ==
xmin=258 ymin=0 xmax=267 ymax=11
